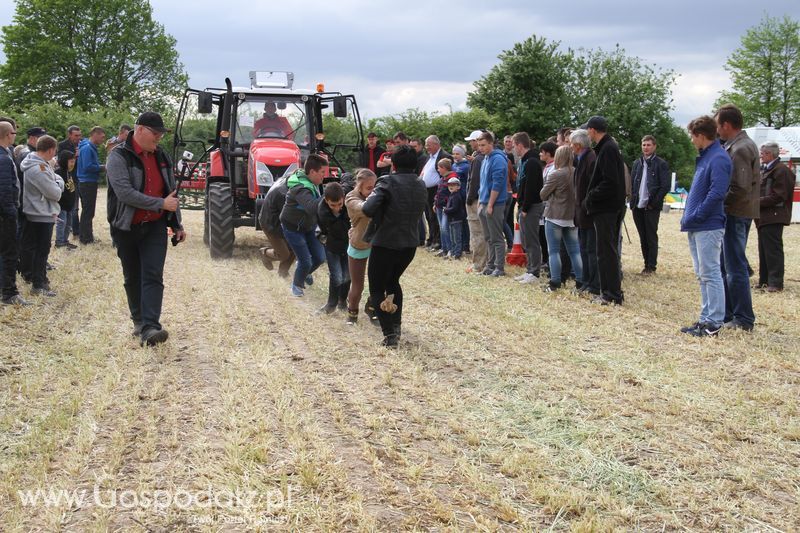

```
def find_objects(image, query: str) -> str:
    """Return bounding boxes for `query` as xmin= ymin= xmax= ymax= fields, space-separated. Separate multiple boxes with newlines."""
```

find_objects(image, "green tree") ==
xmin=468 ymin=35 xmax=695 ymax=186
xmin=715 ymin=14 xmax=800 ymax=127
xmin=467 ymin=36 xmax=573 ymax=142
xmin=568 ymin=46 xmax=692 ymax=171
xmin=364 ymin=107 xmax=494 ymax=153
xmin=0 ymin=0 xmax=187 ymax=112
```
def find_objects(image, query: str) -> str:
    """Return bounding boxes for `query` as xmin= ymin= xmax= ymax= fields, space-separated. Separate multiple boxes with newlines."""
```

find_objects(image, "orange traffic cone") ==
xmin=506 ymin=222 xmax=526 ymax=267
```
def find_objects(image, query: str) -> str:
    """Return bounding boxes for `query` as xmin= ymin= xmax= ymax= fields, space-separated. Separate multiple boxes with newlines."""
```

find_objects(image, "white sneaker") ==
xmin=513 ymin=273 xmax=527 ymax=281
xmin=518 ymin=273 xmax=539 ymax=284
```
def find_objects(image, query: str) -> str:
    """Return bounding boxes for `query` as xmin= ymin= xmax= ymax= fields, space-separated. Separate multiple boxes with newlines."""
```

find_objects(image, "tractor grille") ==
xmin=268 ymin=165 xmax=290 ymax=178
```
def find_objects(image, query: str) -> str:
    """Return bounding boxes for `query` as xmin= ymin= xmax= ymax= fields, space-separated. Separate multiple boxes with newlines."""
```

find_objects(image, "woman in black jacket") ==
xmin=361 ymin=145 xmax=428 ymax=347
xmin=54 ymin=150 xmax=77 ymax=249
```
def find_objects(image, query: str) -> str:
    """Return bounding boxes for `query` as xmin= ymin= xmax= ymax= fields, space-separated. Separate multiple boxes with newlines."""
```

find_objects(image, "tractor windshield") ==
xmin=235 ymin=97 xmax=309 ymax=146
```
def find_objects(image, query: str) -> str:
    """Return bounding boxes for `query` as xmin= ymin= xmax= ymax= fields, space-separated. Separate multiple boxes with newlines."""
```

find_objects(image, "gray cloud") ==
xmin=1 ymin=0 xmax=798 ymax=126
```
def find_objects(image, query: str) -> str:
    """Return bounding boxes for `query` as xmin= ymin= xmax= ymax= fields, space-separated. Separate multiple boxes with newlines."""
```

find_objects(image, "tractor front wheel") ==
xmin=207 ymin=182 xmax=234 ymax=259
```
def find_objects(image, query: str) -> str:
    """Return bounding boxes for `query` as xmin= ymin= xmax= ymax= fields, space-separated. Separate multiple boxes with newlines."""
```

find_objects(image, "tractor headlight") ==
xmin=256 ymin=161 xmax=274 ymax=187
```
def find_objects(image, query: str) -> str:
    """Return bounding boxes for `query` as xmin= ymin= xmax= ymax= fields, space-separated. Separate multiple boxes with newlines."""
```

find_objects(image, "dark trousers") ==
xmin=449 ymin=220 xmax=464 ymax=257
xmin=593 ymin=209 xmax=625 ymax=303
xmin=326 ymin=250 xmax=351 ymax=306
xmin=632 ymin=207 xmax=661 ymax=270
xmin=111 ymin=219 xmax=168 ymax=333
xmin=559 ymin=246 xmax=573 ymax=282
xmin=504 ymin=197 xmax=516 ymax=246
xmin=721 ymin=214 xmax=755 ymax=326
xmin=757 ymin=223 xmax=785 ymax=289
xmin=0 ymin=214 xmax=20 ymax=299
xmin=579 ymin=226 xmax=600 ymax=294
xmin=79 ymin=181 xmax=98 ymax=244
xmin=424 ymin=186 xmax=440 ymax=245
xmin=19 ymin=220 xmax=54 ymax=289
xmin=539 ymin=224 xmax=549 ymax=264
xmin=368 ymin=245 xmax=416 ymax=337
xmin=71 ymin=180 xmax=80 ymax=235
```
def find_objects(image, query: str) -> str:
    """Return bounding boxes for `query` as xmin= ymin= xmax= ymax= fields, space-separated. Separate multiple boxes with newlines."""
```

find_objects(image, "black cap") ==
xmin=135 ymin=112 xmax=171 ymax=133
xmin=26 ymin=127 xmax=46 ymax=137
xmin=582 ymin=116 xmax=608 ymax=132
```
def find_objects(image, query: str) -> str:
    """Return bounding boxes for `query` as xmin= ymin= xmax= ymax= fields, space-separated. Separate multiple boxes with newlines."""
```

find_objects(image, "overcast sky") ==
xmin=1 ymin=0 xmax=798 ymax=127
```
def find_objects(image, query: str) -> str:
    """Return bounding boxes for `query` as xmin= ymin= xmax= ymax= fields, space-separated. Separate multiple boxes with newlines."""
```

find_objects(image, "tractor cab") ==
xmin=172 ymin=71 xmax=365 ymax=258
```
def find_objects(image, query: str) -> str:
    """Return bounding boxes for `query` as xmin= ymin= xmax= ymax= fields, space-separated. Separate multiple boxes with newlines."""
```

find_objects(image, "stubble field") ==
xmin=1 ymin=190 xmax=799 ymax=531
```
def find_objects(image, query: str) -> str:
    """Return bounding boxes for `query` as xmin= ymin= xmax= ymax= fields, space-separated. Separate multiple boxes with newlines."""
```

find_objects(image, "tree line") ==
xmin=0 ymin=1 xmax=796 ymax=189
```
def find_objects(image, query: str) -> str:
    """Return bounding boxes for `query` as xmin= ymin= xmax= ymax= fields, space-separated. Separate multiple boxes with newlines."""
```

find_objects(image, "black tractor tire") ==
xmin=207 ymin=182 xmax=234 ymax=259
xmin=203 ymin=202 xmax=209 ymax=245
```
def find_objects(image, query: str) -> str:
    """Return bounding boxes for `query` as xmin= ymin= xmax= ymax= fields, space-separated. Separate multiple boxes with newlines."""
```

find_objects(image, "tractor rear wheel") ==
xmin=203 ymin=191 xmax=209 ymax=246
xmin=207 ymin=182 xmax=234 ymax=259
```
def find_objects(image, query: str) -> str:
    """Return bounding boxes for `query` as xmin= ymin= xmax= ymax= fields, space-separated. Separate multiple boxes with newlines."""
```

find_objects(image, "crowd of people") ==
xmin=0 ymin=112 xmax=184 ymax=346
xmin=262 ymin=104 xmax=795 ymax=345
xmin=1 ymin=103 xmax=796 ymax=347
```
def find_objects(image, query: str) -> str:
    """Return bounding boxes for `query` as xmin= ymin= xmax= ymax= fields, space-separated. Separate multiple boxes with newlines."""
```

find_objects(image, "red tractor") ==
xmin=172 ymin=71 xmax=365 ymax=258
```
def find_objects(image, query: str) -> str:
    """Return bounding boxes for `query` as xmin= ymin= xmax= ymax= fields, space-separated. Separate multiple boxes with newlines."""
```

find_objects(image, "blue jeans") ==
xmin=688 ymin=229 xmax=725 ymax=327
xmin=436 ymin=209 xmax=450 ymax=253
xmin=282 ymin=226 xmax=326 ymax=289
xmin=55 ymin=209 xmax=73 ymax=245
xmin=544 ymin=221 xmax=583 ymax=285
xmin=448 ymin=220 xmax=464 ymax=257
xmin=721 ymin=215 xmax=755 ymax=326
xmin=326 ymin=250 xmax=350 ymax=286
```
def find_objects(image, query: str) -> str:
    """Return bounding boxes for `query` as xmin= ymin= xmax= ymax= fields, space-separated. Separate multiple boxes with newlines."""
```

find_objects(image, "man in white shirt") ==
xmin=420 ymin=135 xmax=451 ymax=249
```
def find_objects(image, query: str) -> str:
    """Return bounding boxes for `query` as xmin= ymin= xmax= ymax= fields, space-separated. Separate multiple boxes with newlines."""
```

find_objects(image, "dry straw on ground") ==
xmin=1 ymin=190 xmax=798 ymax=531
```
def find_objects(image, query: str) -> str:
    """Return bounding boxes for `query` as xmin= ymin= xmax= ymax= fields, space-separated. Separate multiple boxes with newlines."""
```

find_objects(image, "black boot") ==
xmin=345 ymin=309 xmax=358 ymax=325
xmin=318 ymin=282 xmax=338 ymax=314
xmin=393 ymin=322 xmax=401 ymax=342
xmin=381 ymin=334 xmax=398 ymax=348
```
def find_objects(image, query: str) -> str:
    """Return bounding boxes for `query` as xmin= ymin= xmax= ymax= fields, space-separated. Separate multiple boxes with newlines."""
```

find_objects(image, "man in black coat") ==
xmin=629 ymin=135 xmax=670 ymax=274
xmin=582 ymin=116 xmax=626 ymax=305
xmin=571 ymin=129 xmax=600 ymax=295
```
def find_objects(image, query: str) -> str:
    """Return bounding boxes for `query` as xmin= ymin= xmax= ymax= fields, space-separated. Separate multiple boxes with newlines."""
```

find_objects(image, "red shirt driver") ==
xmin=253 ymin=102 xmax=293 ymax=138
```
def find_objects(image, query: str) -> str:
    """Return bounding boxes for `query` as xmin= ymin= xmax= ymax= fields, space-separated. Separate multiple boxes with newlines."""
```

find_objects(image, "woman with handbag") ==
xmin=361 ymin=145 xmax=428 ymax=347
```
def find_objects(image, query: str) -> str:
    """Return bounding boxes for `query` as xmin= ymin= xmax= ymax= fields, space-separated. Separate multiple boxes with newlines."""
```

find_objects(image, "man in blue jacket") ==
xmin=680 ymin=116 xmax=731 ymax=337
xmin=77 ymin=126 xmax=106 ymax=244
xmin=476 ymin=131 xmax=508 ymax=276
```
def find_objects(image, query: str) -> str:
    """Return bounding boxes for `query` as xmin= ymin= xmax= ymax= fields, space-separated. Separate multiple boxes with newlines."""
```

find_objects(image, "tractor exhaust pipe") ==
xmin=219 ymin=77 xmax=234 ymax=177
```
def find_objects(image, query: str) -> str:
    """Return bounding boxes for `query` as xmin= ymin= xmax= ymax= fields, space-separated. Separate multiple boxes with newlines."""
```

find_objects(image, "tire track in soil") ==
xmin=58 ymin=327 xmax=228 ymax=530
xmin=246 ymin=285 xmax=549 ymax=529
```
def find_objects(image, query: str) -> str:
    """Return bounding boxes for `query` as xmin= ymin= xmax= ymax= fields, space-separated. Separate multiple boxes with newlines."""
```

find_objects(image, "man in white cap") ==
xmin=464 ymin=130 xmax=487 ymax=273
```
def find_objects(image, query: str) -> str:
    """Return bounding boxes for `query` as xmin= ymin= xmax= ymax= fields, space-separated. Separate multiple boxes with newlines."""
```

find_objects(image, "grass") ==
xmin=1 ymin=189 xmax=798 ymax=531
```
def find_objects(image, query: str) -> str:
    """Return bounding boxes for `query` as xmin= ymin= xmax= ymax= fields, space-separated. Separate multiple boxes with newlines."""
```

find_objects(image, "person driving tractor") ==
xmin=254 ymin=102 xmax=293 ymax=138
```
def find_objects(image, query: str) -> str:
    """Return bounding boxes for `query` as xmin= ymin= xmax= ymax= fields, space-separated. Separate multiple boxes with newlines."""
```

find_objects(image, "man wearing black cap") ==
xmin=15 ymin=127 xmax=46 ymax=169
xmin=106 ymin=112 xmax=185 ymax=346
xmin=582 ymin=116 xmax=626 ymax=305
